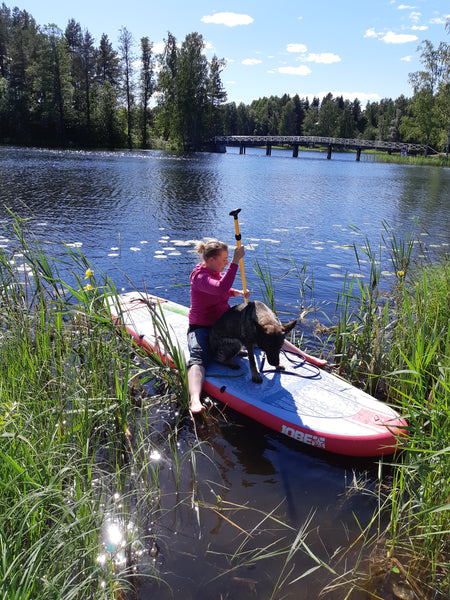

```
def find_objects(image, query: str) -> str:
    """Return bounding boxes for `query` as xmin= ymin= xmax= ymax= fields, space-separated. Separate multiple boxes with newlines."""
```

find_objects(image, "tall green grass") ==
xmin=0 ymin=214 xmax=193 ymax=598
xmin=1 ymin=213 xmax=448 ymax=599
xmin=251 ymin=222 xmax=448 ymax=598
xmin=326 ymin=225 xmax=449 ymax=599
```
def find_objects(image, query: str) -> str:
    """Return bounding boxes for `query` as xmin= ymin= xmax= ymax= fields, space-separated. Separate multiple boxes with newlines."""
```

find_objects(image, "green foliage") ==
xmin=0 ymin=214 xmax=199 ymax=598
xmin=0 ymin=6 xmax=448 ymax=152
xmin=155 ymin=31 xmax=226 ymax=149
xmin=327 ymin=224 xmax=449 ymax=597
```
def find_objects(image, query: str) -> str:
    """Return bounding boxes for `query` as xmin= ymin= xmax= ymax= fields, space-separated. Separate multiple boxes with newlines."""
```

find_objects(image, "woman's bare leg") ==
xmin=188 ymin=364 xmax=206 ymax=413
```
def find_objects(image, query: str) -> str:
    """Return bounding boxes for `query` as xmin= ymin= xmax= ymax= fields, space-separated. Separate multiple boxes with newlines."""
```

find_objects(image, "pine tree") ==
xmin=139 ymin=36 xmax=154 ymax=148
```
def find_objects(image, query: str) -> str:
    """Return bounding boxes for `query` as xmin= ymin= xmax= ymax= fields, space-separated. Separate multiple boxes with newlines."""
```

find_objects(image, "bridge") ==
xmin=213 ymin=135 xmax=427 ymax=160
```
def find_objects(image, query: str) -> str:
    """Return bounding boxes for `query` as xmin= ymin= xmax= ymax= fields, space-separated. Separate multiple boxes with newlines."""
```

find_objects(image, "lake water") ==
xmin=1 ymin=145 xmax=449 ymax=598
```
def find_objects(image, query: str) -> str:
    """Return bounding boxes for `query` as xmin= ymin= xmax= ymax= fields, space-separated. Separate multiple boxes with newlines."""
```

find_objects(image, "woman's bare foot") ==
xmin=189 ymin=397 xmax=205 ymax=414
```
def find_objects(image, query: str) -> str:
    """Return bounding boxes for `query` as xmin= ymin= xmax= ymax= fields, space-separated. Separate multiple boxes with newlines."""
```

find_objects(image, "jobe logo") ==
xmin=281 ymin=424 xmax=326 ymax=449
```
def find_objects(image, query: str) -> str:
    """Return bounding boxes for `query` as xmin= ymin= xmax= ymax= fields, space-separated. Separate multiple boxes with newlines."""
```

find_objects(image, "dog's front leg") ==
xmin=246 ymin=343 xmax=263 ymax=383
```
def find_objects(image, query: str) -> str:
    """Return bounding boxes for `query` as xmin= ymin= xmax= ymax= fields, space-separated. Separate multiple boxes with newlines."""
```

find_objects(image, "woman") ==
xmin=187 ymin=239 xmax=248 ymax=413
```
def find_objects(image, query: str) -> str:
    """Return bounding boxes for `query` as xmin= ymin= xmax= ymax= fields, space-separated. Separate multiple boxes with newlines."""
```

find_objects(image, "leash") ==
xmin=259 ymin=348 xmax=321 ymax=380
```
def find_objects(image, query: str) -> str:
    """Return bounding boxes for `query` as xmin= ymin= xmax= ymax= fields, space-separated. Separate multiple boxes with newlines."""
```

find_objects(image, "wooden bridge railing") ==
xmin=213 ymin=135 xmax=427 ymax=160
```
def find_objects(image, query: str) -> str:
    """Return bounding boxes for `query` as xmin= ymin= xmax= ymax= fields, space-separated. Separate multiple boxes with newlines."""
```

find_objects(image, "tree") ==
xmin=156 ymin=31 xmax=216 ymax=149
xmin=206 ymin=54 xmax=227 ymax=137
xmin=0 ymin=3 xmax=10 ymax=79
xmin=155 ymin=31 xmax=178 ymax=141
xmin=65 ymin=20 xmax=96 ymax=144
xmin=302 ymin=97 xmax=320 ymax=136
xmin=6 ymin=8 xmax=40 ymax=142
xmin=35 ymin=24 xmax=73 ymax=146
xmin=292 ymin=94 xmax=305 ymax=135
xmin=176 ymin=32 xmax=208 ymax=149
xmin=337 ymin=100 xmax=357 ymax=138
xmin=118 ymin=26 xmax=134 ymax=149
xmin=220 ymin=101 xmax=238 ymax=135
xmin=139 ymin=36 xmax=154 ymax=148
xmin=236 ymin=102 xmax=255 ymax=134
xmin=93 ymin=79 xmax=124 ymax=148
xmin=318 ymin=93 xmax=339 ymax=137
xmin=407 ymin=40 xmax=446 ymax=155
xmin=81 ymin=30 xmax=96 ymax=138
xmin=278 ymin=99 xmax=296 ymax=135
xmin=97 ymin=33 xmax=120 ymax=86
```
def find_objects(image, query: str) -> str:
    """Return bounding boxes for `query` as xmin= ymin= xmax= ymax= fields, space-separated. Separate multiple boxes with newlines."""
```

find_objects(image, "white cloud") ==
xmin=306 ymin=53 xmax=341 ymax=64
xmin=401 ymin=55 xmax=413 ymax=62
xmin=278 ymin=65 xmax=311 ymax=75
xmin=398 ymin=4 xmax=416 ymax=9
xmin=287 ymin=43 xmax=308 ymax=53
xmin=430 ymin=15 xmax=450 ymax=25
xmin=364 ymin=27 xmax=379 ymax=38
xmin=381 ymin=31 xmax=418 ymax=43
xmin=409 ymin=11 xmax=421 ymax=23
xmin=201 ymin=12 xmax=253 ymax=27
xmin=153 ymin=42 xmax=166 ymax=54
xmin=411 ymin=25 xmax=428 ymax=31
xmin=242 ymin=58 xmax=262 ymax=65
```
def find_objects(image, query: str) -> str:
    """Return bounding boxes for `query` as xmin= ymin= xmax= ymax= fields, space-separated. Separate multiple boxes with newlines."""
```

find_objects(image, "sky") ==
xmin=8 ymin=0 xmax=450 ymax=106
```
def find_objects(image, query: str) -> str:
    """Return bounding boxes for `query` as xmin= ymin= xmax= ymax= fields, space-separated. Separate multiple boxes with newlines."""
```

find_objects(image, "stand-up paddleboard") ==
xmin=107 ymin=292 xmax=407 ymax=457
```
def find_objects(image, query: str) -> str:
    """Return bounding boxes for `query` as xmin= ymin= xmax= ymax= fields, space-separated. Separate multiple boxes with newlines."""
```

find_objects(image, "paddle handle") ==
xmin=229 ymin=209 xmax=248 ymax=303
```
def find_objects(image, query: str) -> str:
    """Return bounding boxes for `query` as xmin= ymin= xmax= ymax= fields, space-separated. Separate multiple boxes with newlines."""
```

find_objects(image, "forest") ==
xmin=0 ymin=4 xmax=449 ymax=154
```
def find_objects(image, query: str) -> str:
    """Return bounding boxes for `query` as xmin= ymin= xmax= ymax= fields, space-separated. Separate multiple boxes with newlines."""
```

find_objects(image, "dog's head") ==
xmin=256 ymin=319 xmax=297 ymax=367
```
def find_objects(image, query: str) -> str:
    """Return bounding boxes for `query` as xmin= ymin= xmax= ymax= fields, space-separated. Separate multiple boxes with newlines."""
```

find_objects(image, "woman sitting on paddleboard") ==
xmin=187 ymin=239 xmax=248 ymax=413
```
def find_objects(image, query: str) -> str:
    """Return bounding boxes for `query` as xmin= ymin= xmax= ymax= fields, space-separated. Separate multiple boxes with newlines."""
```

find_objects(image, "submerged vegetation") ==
xmin=0 ymin=214 xmax=448 ymax=599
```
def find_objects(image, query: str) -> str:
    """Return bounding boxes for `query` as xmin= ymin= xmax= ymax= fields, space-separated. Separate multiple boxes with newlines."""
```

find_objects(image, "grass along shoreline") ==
xmin=0 ymin=215 xmax=448 ymax=599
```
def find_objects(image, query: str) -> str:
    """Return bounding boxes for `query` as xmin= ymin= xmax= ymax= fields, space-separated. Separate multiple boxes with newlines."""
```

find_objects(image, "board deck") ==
xmin=107 ymin=292 xmax=407 ymax=457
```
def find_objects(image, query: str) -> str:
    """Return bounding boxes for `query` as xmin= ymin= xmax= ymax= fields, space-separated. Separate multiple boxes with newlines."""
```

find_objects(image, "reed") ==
xmin=1 ymin=213 xmax=448 ymax=599
xmin=251 ymin=223 xmax=449 ymax=598
xmin=0 ymin=215 xmax=167 ymax=598
xmin=326 ymin=225 xmax=449 ymax=598
xmin=366 ymin=152 xmax=450 ymax=168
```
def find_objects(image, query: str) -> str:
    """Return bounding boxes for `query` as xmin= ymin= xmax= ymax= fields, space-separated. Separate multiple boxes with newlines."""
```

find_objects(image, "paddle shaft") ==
xmin=229 ymin=208 xmax=248 ymax=303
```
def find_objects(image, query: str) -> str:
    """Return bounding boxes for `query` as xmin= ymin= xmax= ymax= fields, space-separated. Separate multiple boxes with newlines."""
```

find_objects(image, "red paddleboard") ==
xmin=107 ymin=292 xmax=407 ymax=457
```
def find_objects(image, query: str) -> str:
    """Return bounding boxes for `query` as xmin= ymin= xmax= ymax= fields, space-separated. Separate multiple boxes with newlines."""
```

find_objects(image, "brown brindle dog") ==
xmin=209 ymin=300 xmax=297 ymax=383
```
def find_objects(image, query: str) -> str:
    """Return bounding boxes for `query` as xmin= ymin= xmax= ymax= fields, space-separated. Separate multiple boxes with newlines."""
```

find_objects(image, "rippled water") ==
xmin=1 ymin=146 xmax=448 ymax=314
xmin=1 ymin=145 xmax=449 ymax=598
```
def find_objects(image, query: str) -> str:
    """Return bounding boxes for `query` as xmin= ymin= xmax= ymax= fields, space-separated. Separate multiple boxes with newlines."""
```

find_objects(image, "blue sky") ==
xmin=9 ymin=0 xmax=450 ymax=106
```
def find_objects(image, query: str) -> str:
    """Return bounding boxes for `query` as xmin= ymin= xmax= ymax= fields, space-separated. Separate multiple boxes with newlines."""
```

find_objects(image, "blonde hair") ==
xmin=195 ymin=238 xmax=228 ymax=261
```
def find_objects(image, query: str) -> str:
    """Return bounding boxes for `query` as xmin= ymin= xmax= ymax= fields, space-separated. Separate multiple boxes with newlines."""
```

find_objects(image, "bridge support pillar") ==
xmin=356 ymin=148 xmax=361 ymax=162
xmin=293 ymin=144 xmax=299 ymax=158
xmin=327 ymin=144 xmax=332 ymax=159
xmin=239 ymin=143 xmax=246 ymax=155
xmin=266 ymin=143 xmax=272 ymax=156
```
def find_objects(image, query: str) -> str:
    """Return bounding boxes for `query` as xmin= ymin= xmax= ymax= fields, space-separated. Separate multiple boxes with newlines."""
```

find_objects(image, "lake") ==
xmin=0 ymin=145 xmax=449 ymax=598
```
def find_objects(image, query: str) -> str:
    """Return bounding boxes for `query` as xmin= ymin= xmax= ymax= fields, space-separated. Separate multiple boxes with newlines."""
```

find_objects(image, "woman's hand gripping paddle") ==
xmin=229 ymin=208 xmax=248 ymax=303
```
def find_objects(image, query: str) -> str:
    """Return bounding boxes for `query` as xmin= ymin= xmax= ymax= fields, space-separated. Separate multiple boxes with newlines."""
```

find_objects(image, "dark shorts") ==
xmin=187 ymin=325 xmax=211 ymax=369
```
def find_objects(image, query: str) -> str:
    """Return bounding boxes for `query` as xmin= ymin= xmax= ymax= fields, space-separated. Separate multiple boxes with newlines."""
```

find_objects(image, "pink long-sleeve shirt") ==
xmin=188 ymin=261 xmax=239 ymax=326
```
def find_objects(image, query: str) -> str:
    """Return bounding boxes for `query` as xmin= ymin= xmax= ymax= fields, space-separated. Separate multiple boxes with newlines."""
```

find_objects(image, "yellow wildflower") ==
xmin=84 ymin=284 xmax=93 ymax=291
xmin=397 ymin=270 xmax=404 ymax=278
xmin=84 ymin=268 xmax=94 ymax=279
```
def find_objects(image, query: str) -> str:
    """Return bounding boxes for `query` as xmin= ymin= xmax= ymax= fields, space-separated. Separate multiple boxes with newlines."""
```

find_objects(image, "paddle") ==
xmin=229 ymin=208 xmax=248 ymax=303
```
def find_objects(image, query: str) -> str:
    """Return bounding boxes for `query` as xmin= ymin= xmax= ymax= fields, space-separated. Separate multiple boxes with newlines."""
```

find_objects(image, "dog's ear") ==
xmin=282 ymin=319 xmax=297 ymax=335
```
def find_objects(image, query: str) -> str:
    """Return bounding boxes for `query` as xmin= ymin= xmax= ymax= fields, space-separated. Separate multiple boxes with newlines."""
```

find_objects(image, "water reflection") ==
xmin=1 ymin=146 xmax=449 ymax=312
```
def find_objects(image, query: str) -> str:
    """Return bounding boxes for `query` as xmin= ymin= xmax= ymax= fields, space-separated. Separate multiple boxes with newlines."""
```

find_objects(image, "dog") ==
xmin=209 ymin=301 xmax=297 ymax=384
